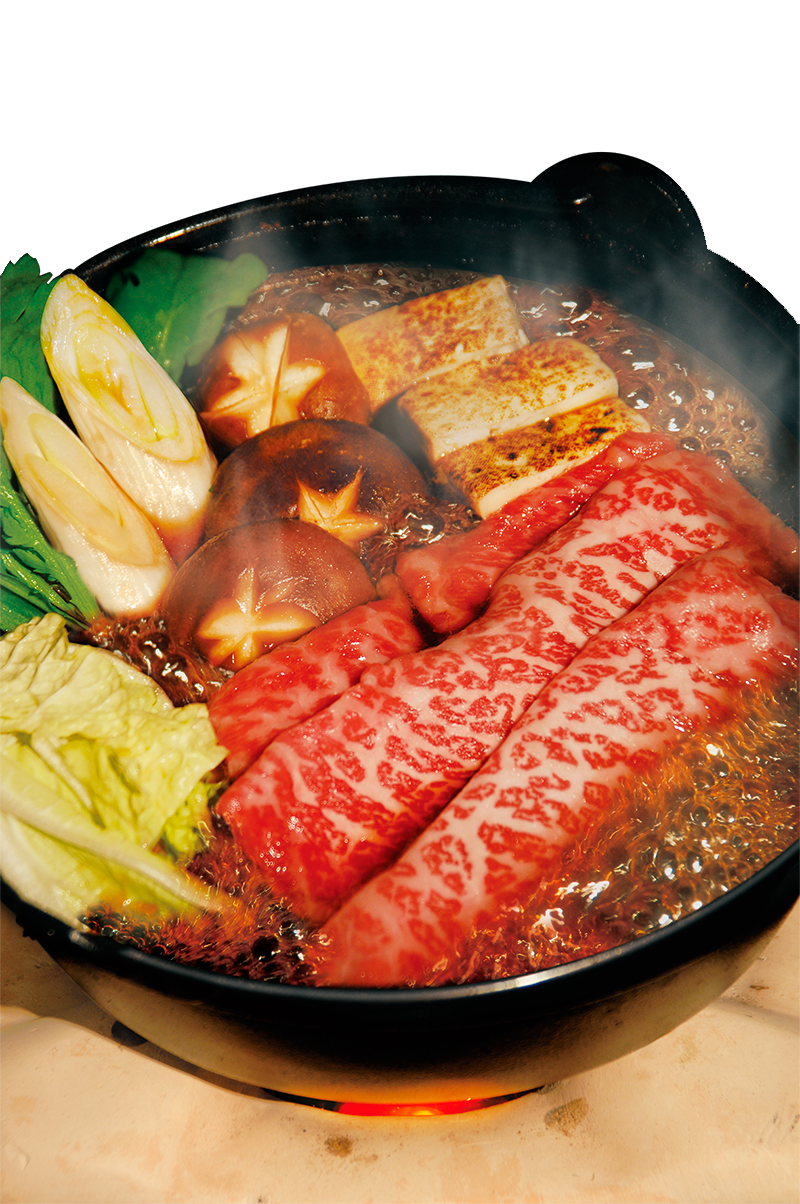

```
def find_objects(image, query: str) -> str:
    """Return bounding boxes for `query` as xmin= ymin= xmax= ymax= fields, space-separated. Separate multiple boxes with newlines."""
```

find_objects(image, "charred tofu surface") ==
xmin=439 ymin=397 xmax=650 ymax=516
xmin=337 ymin=275 xmax=528 ymax=409
xmin=398 ymin=338 xmax=619 ymax=462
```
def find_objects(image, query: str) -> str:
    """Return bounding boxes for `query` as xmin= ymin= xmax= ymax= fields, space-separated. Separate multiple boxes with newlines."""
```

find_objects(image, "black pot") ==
xmin=3 ymin=152 xmax=798 ymax=1103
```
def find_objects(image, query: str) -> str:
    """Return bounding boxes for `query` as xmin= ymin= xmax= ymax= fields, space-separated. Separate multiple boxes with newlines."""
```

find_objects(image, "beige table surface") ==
xmin=2 ymin=899 xmax=798 ymax=1204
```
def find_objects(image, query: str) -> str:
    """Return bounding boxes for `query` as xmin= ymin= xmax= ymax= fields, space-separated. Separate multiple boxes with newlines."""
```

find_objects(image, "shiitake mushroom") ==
xmin=160 ymin=519 xmax=375 ymax=672
xmin=198 ymin=314 xmax=370 ymax=451
xmin=203 ymin=418 xmax=432 ymax=549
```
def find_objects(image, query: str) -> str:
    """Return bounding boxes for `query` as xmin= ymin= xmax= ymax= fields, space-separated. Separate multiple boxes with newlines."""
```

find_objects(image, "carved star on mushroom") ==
xmin=296 ymin=470 xmax=384 ymax=550
xmin=196 ymin=567 xmax=319 ymax=671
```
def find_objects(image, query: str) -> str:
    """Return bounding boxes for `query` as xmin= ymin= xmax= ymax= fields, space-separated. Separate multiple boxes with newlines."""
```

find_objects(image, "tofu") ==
xmin=438 ymin=398 xmax=651 ymax=517
xmin=337 ymin=276 xmax=527 ymax=410
xmin=399 ymin=338 xmax=619 ymax=462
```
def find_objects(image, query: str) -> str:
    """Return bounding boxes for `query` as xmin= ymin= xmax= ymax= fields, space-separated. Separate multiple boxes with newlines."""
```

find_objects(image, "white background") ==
xmin=3 ymin=2 xmax=798 ymax=316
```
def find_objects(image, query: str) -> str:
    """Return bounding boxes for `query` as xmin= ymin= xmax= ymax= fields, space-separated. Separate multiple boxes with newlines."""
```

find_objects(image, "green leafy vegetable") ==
xmin=106 ymin=248 xmax=268 ymax=382
xmin=0 ymin=613 xmax=227 ymax=927
xmin=0 ymin=254 xmax=59 ymax=412
xmin=1 ymin=258 xmax=100 ymax=632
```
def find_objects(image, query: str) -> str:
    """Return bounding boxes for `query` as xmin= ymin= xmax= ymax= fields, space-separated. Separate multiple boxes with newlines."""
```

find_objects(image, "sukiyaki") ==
xmin=1 ymin=252 xmax=796 ymax=992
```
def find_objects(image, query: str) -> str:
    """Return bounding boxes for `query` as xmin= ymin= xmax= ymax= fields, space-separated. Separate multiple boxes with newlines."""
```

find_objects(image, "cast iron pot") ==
xmin=3 ymin=153 xmax=798 ymax=1104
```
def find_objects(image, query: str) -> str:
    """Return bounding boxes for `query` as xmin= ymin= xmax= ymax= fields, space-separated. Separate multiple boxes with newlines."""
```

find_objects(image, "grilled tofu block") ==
xmin=337 ymin=276 xmax=527 ymax=409
xmin=439 ymin=397 xmax=651 ymax=517
xmin=399 ymin=338 xmax=619 ymax=462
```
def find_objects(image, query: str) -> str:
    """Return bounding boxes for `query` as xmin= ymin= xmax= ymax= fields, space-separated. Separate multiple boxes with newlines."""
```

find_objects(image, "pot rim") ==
xmin=4 ymin=841 xmax=797 ymax=1020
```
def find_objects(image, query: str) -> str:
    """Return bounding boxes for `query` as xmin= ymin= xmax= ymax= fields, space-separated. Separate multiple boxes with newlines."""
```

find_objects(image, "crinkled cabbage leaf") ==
xmin=0 ymin=613 xmax=227 ymax=927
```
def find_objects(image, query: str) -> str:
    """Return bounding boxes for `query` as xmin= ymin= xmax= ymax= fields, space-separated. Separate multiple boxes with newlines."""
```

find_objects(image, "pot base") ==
xmin=49 ymin=920 xmax=785 ymax=1103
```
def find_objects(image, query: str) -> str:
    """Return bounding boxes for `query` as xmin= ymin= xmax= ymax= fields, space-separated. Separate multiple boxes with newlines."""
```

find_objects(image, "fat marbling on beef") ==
xmin=208 ymin=578 xmax=423 ymax=778
xmin=215 ymin=450 xmax=799 ymax=924
xmin=315 ymin=548 xmax=800 ymax=987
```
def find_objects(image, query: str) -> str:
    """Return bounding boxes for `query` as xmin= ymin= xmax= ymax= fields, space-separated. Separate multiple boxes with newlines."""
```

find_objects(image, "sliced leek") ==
xmin=0 ymin=377 xmax=174 ymax=616
xmin=41 ymin=275 xmax=217 ymax=561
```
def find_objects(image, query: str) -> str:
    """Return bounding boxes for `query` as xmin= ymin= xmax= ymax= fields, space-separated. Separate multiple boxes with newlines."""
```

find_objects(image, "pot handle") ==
xmin=531 ymin=152 xmax=707 ymax=259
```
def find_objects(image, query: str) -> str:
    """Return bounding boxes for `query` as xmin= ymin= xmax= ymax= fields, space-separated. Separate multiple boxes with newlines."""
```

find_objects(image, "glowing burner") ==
xmin=261 ymin=1088 xmax=536 ymax=1115
xmin=337 ymin=1093 xmax=533 ymax=1116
